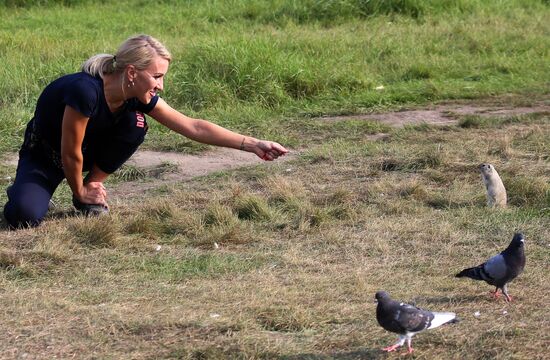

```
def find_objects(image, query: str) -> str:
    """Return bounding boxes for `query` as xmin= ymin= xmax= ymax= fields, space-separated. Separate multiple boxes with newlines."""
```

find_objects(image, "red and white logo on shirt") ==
xmin=136 ymin=112 xmax=145 ymax=128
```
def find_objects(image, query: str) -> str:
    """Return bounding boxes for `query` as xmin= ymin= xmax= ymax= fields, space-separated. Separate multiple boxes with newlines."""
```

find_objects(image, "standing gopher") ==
xmin=479 ymin=163 xmax=507 ymax=208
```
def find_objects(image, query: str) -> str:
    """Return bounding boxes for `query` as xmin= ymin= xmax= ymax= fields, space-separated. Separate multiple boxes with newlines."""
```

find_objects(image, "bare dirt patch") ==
xmin=127 ymin=148 xmax=265 ymax=176
xmin=109 ymin=148 xmax=296 ymax=199
xmin=315 ymin=102 xmax=550 ymax=127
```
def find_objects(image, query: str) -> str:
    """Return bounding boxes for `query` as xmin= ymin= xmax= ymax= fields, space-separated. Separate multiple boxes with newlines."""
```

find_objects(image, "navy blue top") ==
xmin=32 ymin=72 xmax=158 ymax=152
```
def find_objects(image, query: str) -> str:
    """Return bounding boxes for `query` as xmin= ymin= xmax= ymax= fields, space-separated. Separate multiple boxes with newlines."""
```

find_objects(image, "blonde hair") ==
xmin=81 ymin=34 xmax=172 ymax=77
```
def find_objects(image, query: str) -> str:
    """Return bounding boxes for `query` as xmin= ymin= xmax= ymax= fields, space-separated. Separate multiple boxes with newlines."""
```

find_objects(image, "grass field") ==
xmin=0 ymin=1 xmax=549 ymax=359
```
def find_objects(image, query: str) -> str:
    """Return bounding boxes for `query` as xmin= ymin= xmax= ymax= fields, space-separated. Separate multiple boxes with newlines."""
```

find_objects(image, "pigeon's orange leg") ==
xmin=490 ymin=288 xmax=501 ymax=299
xmin=400 ymin=338 xmax=414 ymax=355
xmin=382 ymin=344 xmax=401 ymax=352
xmin=383 ymin=336 xmax=406 ymax=352
xmin=502 ymin=285 xmax=513 ymax=302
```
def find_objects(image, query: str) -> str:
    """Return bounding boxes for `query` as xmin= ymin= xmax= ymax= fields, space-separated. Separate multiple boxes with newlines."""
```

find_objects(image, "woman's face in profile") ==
xmin=133 ymin=56 xmax=169 ymax=103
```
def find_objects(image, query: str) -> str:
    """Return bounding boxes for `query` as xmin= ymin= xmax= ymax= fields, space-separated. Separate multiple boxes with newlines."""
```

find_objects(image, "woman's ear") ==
xmin=126 ymin=65 xmax=137 ymax=82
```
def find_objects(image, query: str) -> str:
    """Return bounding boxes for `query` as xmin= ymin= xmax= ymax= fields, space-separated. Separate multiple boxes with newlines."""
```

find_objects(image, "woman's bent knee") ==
xmin=3 ymin=200 xmax=47 ymax=228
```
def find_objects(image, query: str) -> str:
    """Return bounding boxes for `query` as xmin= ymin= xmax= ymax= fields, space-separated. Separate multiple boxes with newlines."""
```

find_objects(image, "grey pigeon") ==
xmin=455 ymin=232 xmax=525 ymax=302
xmin=375 ymin=291 xmax=459 ymax=354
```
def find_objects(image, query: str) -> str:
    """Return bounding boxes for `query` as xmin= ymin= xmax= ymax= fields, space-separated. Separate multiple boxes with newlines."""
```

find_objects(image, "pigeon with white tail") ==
xmin=375 ymin=291 xmax=459 ymax=354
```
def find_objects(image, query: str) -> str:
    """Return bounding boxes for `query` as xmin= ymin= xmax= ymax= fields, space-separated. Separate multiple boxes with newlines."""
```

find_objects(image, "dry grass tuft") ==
xmin=160 ymin=210 xmax=204 ymax=240
xmin=515 ymin=124 xmax=549 ymax=160
xmin=379 ymin=157 xmax=402 ymax=172
xmin=410 ymin=149 xmax=445 ymax=170
xmin=66 ymin=216 xmax=120 ymax=248
xmin=424 ymin=193 xmax=456 ymax=210
xmin=124 ymin=213 xmax=158 ymax=238
xmin=398 ymin=180 xmax=430 ymax=201
xmin=458 ymin=115 xmax=525 ymax=129
xmin=262 ymin=176 xmax=305 ymax=198
xmin=487 ymin=134 xmax=513 ymax=159
xmin=0 ymin=248 xmax=22 ymax=269
xmin=316 ymin=188 xmax=356 ymax=207
xmin=31 ymin=226 xmax=78 ymax=260
xmin=292 ymin=205 xmax=330 ymax=230
xmin=0 ymin=245 xmax=68 ymax=279
xmin=203 ymin=204 xmax=238 ymax=227
xmin=112 ymin=162 xmax=179 ymax=182
xmin=146 ymin=161 xmax=179 ymax=178
xmin=143 ymin=198 xmax=180 ymax=220
xmin=112 ymin=164 xmax=147 ymax=181
xmin=193 ymin=222 xmax=256 ymax=248
xmin=458 ymin=115 xmax=486 ymax=128
xmin=124 ymin=198 xmax=205 ymax=239
xmin=255 ymin=306 xmax=316 ymax=332
xmin=233 ymin=194 xmax=272 ymax=221
xmin=424 ymin=169 xmax=451 ymax=186
xmin=379 ymin=148 xmax=445 ymax=172
xmin=506 ymin=176 xmax=550 ymax=207
xmin=262 ymin=176 xmax=307 ymax=211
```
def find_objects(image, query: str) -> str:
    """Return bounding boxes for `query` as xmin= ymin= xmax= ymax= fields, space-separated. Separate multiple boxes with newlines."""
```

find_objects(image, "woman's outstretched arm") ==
xmin=148 ymin=98 xmax=288 ymax=161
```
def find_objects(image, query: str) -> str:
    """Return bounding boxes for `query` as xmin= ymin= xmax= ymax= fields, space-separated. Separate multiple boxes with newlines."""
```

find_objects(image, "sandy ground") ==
xmin=315 ymin=103 xmax=550 ymax=127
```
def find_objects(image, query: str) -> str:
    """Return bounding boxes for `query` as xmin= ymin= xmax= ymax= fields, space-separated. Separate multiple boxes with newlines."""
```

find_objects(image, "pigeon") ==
xmin=375 ymin=291 xmax=459 ymax=354
xmin=455 ymin=232 xmax=525 ymax=302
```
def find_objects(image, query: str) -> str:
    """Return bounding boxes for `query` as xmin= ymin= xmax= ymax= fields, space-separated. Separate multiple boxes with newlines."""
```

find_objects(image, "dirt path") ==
xmin=2 ymin=99 xmax=549 ymax=202
xmin=315 ymin=102 xmax=550 ymax=127
xmin=110 ymin=148 xmax=291 ymax=199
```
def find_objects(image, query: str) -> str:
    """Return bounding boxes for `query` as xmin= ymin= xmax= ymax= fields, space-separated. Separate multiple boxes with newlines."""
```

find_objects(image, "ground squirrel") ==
xmin=479 ymin=163 xmax=507 ymax=208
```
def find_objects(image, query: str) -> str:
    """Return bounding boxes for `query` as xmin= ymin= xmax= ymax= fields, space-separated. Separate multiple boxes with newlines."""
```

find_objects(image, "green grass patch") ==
xmin=133 ymin=252 xmax=264 ymax=281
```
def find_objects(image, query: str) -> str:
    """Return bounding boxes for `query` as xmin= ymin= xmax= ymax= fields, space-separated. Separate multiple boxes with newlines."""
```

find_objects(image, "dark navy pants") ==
xmin=3 ymin=111 xmax=148 ymax=228
xmin=4 ymin=149 xmax=65 ymax=228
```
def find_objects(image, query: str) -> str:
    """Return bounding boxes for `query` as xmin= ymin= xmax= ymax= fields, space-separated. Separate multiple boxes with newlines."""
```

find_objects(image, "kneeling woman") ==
xmin=4 ymin=34 xmax=288 ymax=228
